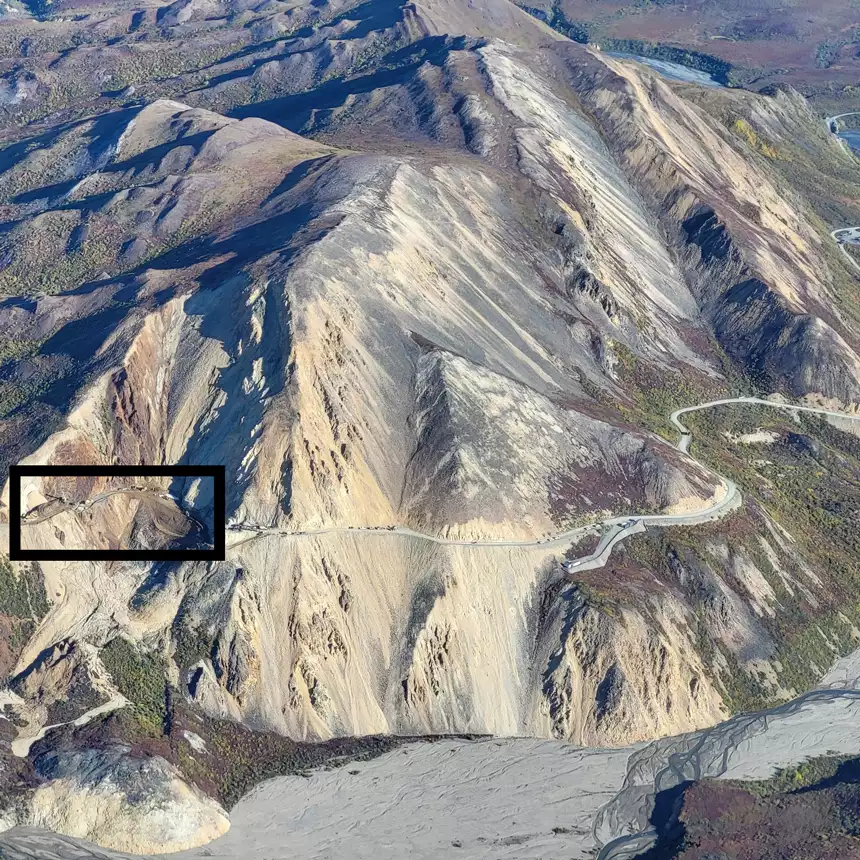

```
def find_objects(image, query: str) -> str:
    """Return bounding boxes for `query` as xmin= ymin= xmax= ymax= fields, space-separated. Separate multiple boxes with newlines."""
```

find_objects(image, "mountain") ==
xmin=2 ymin=0 xmax=860 ymax=852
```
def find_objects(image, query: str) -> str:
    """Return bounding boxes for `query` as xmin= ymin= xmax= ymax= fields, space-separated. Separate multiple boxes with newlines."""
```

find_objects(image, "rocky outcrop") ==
xmin=533 ymin=584 xmax=724 ymax=745
xmin=26 ymin=746 xmax=229 ymax=853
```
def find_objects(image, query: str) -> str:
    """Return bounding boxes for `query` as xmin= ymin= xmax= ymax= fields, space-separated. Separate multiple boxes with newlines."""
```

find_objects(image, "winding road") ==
xmin=227 ymin=396 xmax=860 ymax=568
xmin=831 ymin=226 xmax=860 ymax=275
xmin=825 ymin=111 xmax=860 ymax=134
xmin=21 ymin=397 xmax=860 ymax=567
xmin=824 ymin=113 xmax=860 ymax=273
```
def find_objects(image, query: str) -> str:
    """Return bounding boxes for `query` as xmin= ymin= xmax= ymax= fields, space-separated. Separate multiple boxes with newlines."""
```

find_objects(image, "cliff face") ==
xmin=2 ymin=0 xmax=860 ymax=849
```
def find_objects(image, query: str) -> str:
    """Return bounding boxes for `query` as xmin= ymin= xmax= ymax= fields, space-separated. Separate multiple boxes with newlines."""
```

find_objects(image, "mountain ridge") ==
xmin=2 ymin=0 xmax=860 ymax=852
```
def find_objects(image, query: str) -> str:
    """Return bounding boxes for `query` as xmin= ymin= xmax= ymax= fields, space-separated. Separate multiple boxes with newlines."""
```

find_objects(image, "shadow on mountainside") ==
xmin=0 ymin=156 xmax=341 ymax=488
xmin=230 ymin=36 xmax=471 ymax=131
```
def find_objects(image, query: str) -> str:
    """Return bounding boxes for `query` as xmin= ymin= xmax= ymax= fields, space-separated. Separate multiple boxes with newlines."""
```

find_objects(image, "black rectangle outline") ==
xmin=9 ymin=465 xmax=225 ymax=562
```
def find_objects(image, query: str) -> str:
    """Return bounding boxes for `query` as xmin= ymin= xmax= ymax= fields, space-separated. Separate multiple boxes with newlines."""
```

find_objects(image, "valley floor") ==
xmin=1 ymin=647 xmax=860 ymax=859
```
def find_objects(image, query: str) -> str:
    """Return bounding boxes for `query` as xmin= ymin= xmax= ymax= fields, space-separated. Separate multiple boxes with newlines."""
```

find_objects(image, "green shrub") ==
xmin=743 ymin=754 xmax=851 ymax=797
xmin=100 ymin=638 xmax=167 ymax=737
xmin=0 ymin=556 xmax=48 ymax=620
xmin=731 ymin=118 xmax=779 ymax=159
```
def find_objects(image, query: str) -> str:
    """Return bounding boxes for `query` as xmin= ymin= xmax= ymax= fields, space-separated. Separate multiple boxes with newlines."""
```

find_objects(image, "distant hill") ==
xmin=514 ymin=0 xmax=860 ymax=103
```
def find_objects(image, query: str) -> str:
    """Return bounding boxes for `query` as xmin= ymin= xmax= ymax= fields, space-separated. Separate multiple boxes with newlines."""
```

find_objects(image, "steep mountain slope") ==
xmin=0 ymin=94 xmax=721 ymax=534
xmin=0 ymin=97 xmax=726 ymax=749
xmin=1 ymin=0 xmax=860 ymax=851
